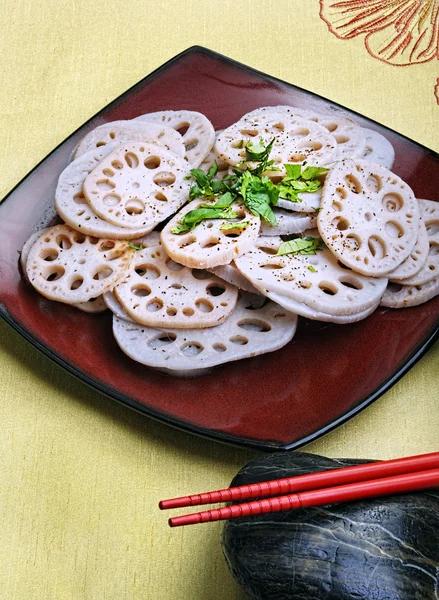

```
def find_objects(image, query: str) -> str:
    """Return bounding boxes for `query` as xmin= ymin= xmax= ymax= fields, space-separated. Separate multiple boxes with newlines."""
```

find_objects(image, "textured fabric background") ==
xmin=0 ymin=2 xmax=438 ymax=599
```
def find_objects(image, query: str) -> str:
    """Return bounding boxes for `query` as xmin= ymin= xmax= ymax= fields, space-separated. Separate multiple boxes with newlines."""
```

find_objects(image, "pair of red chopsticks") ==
xmin=159 ymin=451 xmax=439 ymax=527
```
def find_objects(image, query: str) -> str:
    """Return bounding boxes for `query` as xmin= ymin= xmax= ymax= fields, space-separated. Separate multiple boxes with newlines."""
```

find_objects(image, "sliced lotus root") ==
xmin=388 ymin=219 xmax=429 ymax=281
xmin=113 ymin=244 xmax=238 ymax=329
xmin=260 ymin=208 xmax=317 ymax=236
xmin=318 ymin=159 xmax=420 ymax=276
xmin=234 ymin=236 xmax=388 ymax=316
xmin=112 ymin=293 xmax=298 ymax=375
xmin=135 ymin=110 xmax=215 ymax=167
xmin=74 ymin=296 xmax=108 ymax=314
xmin=266 ymin=289 xmax=379 ymax=324
xmin=207 ymin=263 xmax=262 ymax=295
xmin=55 ymin=144 xmax=155 ymax=240
xmin=25 ymin=225 xmax=133 ymax=304
xmin=72 ymin=120 xmax=185 ymax=160
xmin=277 ymin=190 xmax=322 ymax=213
xmin=21 ymin=228 xmax=51 ymax=279
xmin=215 ymin=114 xmax=337 ymax=171
xmin=392 ymin=199 xmax=439 ymax=285
xmin=241 ymin=106 xmax=366 ymax=160
xmin=103 ymin=291 xmax=135 ymax=322
xmin=161 ymin=199 xmax=260 ymax=269
xmin=361 ymin=128 xmax=395 ymax=169
xmin=82 ymin=142 xmax=191 ymax=229
xmin=380 ymin=277 xmax=439 ymax=308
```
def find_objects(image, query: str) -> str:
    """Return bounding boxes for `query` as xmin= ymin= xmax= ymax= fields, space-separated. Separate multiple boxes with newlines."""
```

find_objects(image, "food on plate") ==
xmin=113 ymin=292 xmax=298 ymax=376
xmin=20 ymin=106 xmax=439 ymax=375
xmin=223 ymin=451 xmax=439 ymax=600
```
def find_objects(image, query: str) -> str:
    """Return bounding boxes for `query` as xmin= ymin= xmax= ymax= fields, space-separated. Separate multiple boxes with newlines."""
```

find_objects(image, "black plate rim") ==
xmin=1 ymin=45 xmax=438 ymax=452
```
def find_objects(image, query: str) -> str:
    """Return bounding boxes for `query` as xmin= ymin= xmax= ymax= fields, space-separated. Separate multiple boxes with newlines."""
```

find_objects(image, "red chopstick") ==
xmin=159 ymin=451 xmax=439 ymax=510
xmin=168 ymin=468 xmax=439 ymax=527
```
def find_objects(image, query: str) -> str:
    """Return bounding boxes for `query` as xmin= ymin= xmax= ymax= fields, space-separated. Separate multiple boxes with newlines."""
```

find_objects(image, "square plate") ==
xmin=0 ymin=46 xmax=438 ymax=451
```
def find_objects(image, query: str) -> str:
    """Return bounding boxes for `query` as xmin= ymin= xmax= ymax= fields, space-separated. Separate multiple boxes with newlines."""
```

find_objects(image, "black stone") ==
xmin=222 ymin=452 xmax=439 ymax=600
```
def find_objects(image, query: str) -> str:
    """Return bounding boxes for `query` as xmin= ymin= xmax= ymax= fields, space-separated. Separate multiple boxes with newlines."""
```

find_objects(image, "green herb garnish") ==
xmin=171 ymin=206 xmax=238 ymax=234
xmin=307 ymin=265 xmax=318 ymax=272
xmin=127 ymin=242 xmax=143 ymax=251
xmin=220 ymin=220 xmax=249 ymax=232
xmin=277 ymin=237 xmax=323 ymax=256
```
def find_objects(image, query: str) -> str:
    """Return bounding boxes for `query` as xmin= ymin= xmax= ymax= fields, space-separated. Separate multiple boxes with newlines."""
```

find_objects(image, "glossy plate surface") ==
xmin=0 ymin=47 xmax=438 ymax=451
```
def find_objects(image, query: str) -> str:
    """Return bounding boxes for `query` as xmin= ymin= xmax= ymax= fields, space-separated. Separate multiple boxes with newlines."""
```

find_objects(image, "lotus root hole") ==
xmin=426 ymin=221 xmax=439 ymax=235
xmin=176 ymin=123 xmax=190 ymax=136
xmin=166 ymin=307 xmax=177 ymax=317
xmin=206 ymin=284 xmax=225 ymax=297
xmin=103 ymin=193 xmax=121 ymax=207
xmin=213 ymin=343 xmax=226 ymax=353
xmin=429 ymin=244 xmax=439 ymax=256
xmin=324 ymin=122 xmax=337 ymax=132
xmin=171 ymin=283 xmax=182 ymax=290
xmin=345 ymin=174 xmax=362 ymax=194
xmin=141 ymin=264 xmax=160 ymax=279
xmin=229 ymin=336 xmax=248 ymax=345
xmin=96 ymin=179 xmax=116 ymax=192
xmin=166 ymin=259 xmax=185 ymax=271
xmin=78 ymin=258 xmax=86 ymax=265
xmin=201 ymin=237 xmax=220 ymax=249
xmin=144 ymin=157 xmax=161 ymax=170
xmin=132 ymin=182 xmax=140 ymax=189
xmin=385 ymin=221 xmax=404 ymax=239
xmin=240 ymin=129 xmax=259 ymax=137
xmin=365 ymin=212 xmax=372 ymax=222
xmin=111 ymin=160 xmax=124 ymax=170
xmin=181 ymin=342 xmax=203 ymax=357
xmin=259 ymin=246 xmax=278 ymax=255
xmin=131 ymin=285 xmax=151 ymax=297
xmin=332 ymin=201 xmax=343 ymax=212
xmin=274 ymin=313 xmax=286 ymax=318
xmin=102 ymin=168 xmax=114 ymax=177
xmin=366 ymin=174 xmax=382 ymax=193
xmin=148 ymin=333 xmax=177 ymax=349
xmin=43 ymin=266 xmax=65 ymax=282
xmin=70 ymin=277 xmax=84 ymax=290
xmin=183 ymin=308 xmax=194 ymax=316
xmin=238 ymin=319 xmax=271 ymax=332
xmin=125 ymin=199 xmax=145 ymax=216
xmin=388 ymin=282 xmax=403 ymax=293
xmin=261 ymin=263 xmax=284 ymax=270
xmin=73 ymin=192 xmax=86 ymax=204
xmin=56 ymin=235 xmax=72 ymax=250
xmin=335 ymin=135 xmax=349 ymax=145
xmin=220 ymin=302 xmax=228 ymax=307
xmin=147 ymin=298 xmax=164 ymax=312
xmin=123 ymin=152 xmax=138 ymax=169
xmin=289 ymin=153 xmax=306 ymax=163
xmin=273 ymin=122 xmax=285 ymax=132
xmin=93 ymin=267 xmax=113 ymax=280
xmin=345 ymin=234 xmax=362 ymax=251
xmin=318 ymin=282 xmax=338 ymax=296
xmin=331 ymin=216 xmax=349 ymax=231
xmin=185 ymin=140 xmax=199 ymax=152
xmin=96 ymin=141 xmax=106 ymax=147
xmin=99 ymin=240 xmax=115 ymax=251
xmin=191 ymin=269 xmax=211 ymax=280
xmin=40 ymin=248 xmax=59 ymax=262
xmin=153 ymin=172 xmax=176 ymax=187
xmin=180 ymin=236 xmax=197 ymax=249
xmin=383 ymin=193 xmax=403 ymax=212
xmin=290 ymin=127 xmax=310 ymax=138
xmin=368 ymin=235 xmax=386 ymax=258
xmin=73 ymin=233 xmax=86 ymax=244
xmin=195 ymin=299 xmax=214 ymax=313
xmin=339 ymin=276 xmax=363 ymax=290
xmin=336 ymin=187 xmax=347 ymax=200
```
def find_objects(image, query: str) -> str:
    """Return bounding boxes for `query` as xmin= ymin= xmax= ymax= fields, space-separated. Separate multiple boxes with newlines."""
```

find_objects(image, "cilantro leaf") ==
xmin=220 ymin=220 xmax=249 ymax=232
xmin=207 ymin=162 xmax=218 ymax=180
xmin=240 ymin=171 xmax=278 ymax=226
xmin=127 ymin=242 xmax=143 ymax=251
xmin=307 ymin=265 xmax=318 ymax=272
xmin=171 ymin=206 xmax=238 ymax=234
xmin=301 ymin=166 xmax=328 ymax=180
xmin=276 ymin=237 xmax=323 ymax=256
xmin=284 ymin=164 xmax=302 ymax=180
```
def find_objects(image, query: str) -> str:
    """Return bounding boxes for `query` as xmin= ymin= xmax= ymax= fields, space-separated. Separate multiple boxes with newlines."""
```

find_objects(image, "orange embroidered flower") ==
xmin=319 ymin=0 xmax=439 ymax=66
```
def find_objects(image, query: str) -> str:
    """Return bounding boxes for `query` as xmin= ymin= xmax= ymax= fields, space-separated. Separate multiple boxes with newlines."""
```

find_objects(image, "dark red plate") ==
xmin=0 ymin=47 xmax=438 ymax=451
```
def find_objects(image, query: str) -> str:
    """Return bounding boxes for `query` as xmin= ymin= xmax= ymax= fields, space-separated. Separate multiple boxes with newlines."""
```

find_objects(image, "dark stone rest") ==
xmin=222 ymin=452 xmax=439 ymax=600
